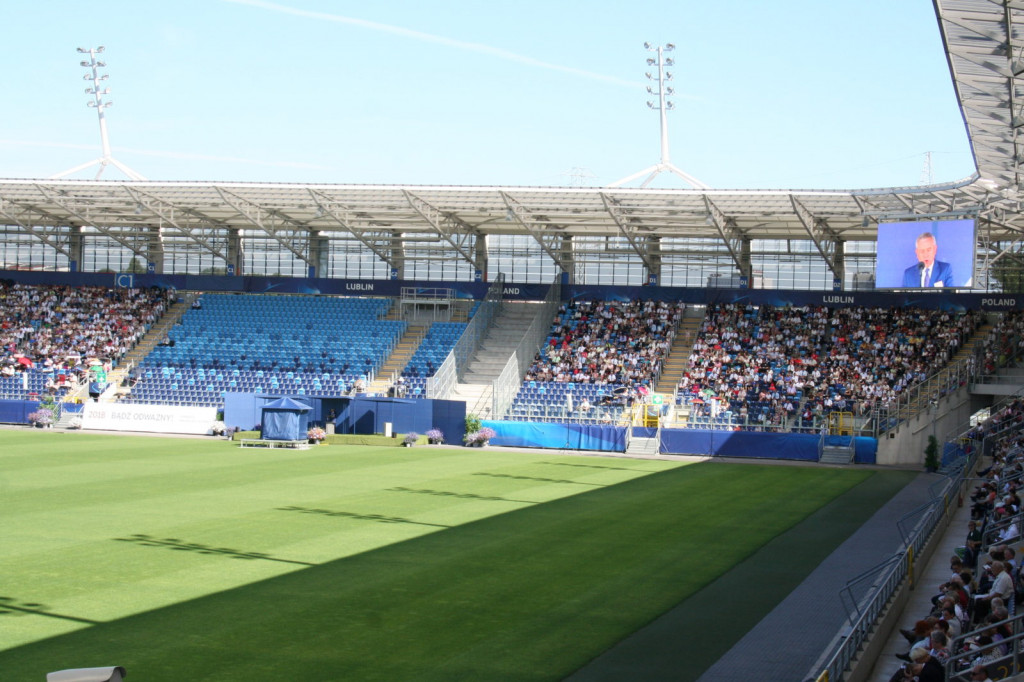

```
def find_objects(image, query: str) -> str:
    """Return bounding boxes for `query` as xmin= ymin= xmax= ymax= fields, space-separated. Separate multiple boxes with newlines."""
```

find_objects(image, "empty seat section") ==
xmin=132 ymin=293 xmax=406 ymax=408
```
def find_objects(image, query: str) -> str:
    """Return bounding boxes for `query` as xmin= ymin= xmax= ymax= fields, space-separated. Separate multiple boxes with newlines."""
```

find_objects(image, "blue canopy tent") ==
xmin=261 ymin=396 xmax=311 ymax=441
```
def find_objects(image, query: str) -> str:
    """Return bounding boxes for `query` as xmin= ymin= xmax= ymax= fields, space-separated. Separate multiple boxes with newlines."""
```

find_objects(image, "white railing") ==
xmin=427 ymin=274 xmax=504 ymax=399
xmin=809 ymin=441 xmax=978 ymax=682
xmin=492 ymin=275 xmax=561 ymax=419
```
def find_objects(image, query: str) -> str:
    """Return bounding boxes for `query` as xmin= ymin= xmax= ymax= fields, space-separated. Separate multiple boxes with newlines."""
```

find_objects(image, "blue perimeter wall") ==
xmin=484 ymin=421 xmax=626 ymax=452
xmin=0 ymin=400 xmax=40 ymax=424
xmin=658 ymin=429 xmax=877 ymax=463
xmin=485 ymin=420 xmax=877 ymax=464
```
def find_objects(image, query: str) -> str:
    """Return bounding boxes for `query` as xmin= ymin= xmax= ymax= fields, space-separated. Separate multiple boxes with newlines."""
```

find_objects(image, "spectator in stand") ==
xmin=678 ymin=303 xmax=980 ymax=432
xmin=972 ymin=561 xmax=1013 ymax=623
xmin=895 ymin=647 xmax=943 ymax=682
xmin=0 ymin=283 xmax=173 ymax=399
xmin=524 ymin=299 xmax=684 ymax=390
xmin=0 ymin=283 xmax=171 ymax=369
xmin=927 ymin=629 xmax=951 ymax=665
xmin=968 ymin=663 xmax=994 ymax=682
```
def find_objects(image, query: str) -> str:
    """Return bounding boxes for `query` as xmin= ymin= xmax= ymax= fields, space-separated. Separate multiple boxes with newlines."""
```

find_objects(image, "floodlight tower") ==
xmin=608 ymin=42 xmax=708 ymax=189
xmin=51 ymin=46 xmax=146 ymax=181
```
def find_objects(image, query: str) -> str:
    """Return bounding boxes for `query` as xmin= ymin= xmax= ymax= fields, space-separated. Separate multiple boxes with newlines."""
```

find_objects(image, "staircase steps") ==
xmin=367 ymin=324 xmax=428 ymax=395
xmin=461 ymin=303 xmax=539 ymax=383
xmin=105 ymin=293 xmax=196 ymax=396
xmin=625 ymin=436 xmax=660 ymax=457
xmin=903 ymin=321 xmax=993 ymax=417
xmin=654 ymin=314 xmax=703 ymax=395
xmin=456 ymin=302 xmax=541 ymax=415
xmin=819 ymin=446 xmax=853 ymax=465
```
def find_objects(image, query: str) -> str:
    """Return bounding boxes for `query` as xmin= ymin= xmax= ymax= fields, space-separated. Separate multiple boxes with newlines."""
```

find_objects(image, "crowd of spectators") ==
xmin=678 ymin=303 xmax=983 ymax=429
xmin=886 ymin=399 xmax=1024 ymax=681
xmin=978 ymin=310 xmax=1024 ymax=376
xmin=523 ymin=299 xmax=684 ymax=387
xmin=0 ymin=282 xmax=173 ymax=387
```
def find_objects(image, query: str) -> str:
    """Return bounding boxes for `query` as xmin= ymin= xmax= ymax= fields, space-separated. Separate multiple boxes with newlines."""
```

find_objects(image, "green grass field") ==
xmin=0 ymin=431 xmax=914 ymax=681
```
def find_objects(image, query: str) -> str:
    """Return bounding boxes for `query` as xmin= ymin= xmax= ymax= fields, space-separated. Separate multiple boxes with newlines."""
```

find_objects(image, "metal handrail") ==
xmin=838 ymin=552 xmax=904 ymax=622
xmin=491 ymin=276 xmax=561 ymax=419
xmin=453 ymin=274 xmax=504 ymax=381
xmin=871 ymin=353 xmax=976 ymax=437
xmin=810 ymin=446 xmax=976 ymax=681
xmin=427 ymin=274 xmax=505 ymax=400
xmin=945 ymin=612 xmax=1024 ymax=681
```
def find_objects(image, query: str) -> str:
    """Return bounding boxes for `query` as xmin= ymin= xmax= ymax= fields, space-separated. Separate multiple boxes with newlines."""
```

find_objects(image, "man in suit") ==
xmin=902 ymin=232 xmax=954 ymax=287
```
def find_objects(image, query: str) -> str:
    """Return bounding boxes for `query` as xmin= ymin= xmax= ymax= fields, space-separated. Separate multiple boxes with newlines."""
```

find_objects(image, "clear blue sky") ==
xmin=1 ymin=0 xmax=975 ymax=189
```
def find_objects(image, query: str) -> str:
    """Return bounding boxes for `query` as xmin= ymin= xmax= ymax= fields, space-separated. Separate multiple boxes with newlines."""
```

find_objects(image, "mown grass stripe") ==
xmin=0 ymin=446 xmax=888 ymax=682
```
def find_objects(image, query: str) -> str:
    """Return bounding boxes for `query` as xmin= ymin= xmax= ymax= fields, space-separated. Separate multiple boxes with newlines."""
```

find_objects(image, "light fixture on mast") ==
xmin=51 ymin=46 xmax=146 ymax=181
xmin=608 ymin=42 xmax=707 ymax=189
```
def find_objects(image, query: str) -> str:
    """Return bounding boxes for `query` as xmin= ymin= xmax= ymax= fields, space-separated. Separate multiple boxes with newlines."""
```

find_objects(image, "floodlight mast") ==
xmin=608 ymin=42 xmax=708 ymax=189
xmin=51 ymin=46 xmax=146 ymax=181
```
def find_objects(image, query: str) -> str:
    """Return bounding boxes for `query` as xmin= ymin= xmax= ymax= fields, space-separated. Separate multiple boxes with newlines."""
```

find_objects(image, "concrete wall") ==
xmin=876 ymin=384 xmax=991 ymax=466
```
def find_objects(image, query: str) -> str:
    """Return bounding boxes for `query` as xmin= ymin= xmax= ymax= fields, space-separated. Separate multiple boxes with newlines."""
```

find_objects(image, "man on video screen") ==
xmin=902 ymin=232 xmax=953 ymax=287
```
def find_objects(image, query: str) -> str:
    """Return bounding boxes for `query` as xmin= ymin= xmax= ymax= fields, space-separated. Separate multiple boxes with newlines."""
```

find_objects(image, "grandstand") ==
xmin=3 ymin=0 xmax=1024 ymax=680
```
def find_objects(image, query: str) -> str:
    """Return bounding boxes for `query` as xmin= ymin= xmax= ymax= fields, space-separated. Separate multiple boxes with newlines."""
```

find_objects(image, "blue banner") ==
xmin=0 ymin=269 xmax=1020 ymax=310
xmin=483 ymin=420 xmax=626 ymax=452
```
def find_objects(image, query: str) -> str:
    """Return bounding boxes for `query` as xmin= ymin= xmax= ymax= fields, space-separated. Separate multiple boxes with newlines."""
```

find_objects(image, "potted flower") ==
xmin=403 ymin=432 xmax=420 ymax=447
xmin=426 ymin=428 xmax=445 ymax=445
xmin=464 ymin=426 xmax=496 ymax=447
xmin=28 ymin=409 xmax=54 ymax=428
xmin=307 ymin=426 xmax=326 ymax=444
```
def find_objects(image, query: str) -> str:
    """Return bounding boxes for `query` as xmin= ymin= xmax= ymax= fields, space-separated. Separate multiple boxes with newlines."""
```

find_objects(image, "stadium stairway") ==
xmin=450 ymin=301 xmax=540 ymax=417
xmin=367 ymin=324 xmax=428 ymax=395
xmin=900 ymin=320 xmax=993 ymax=420
xmin=449 ymin=301 xmax=471 ymax=323
xmin=105 ymin=292 xmax=196 ymax=392
xmin=653 ymin=306 xmax=704 ymax=397
xmin=54 ymin=406 xmax=79 ymax=428
xmin=819 ymin=442 xmax=856 ymax=465
xmin=625 ymin=434 xmax=659 ymax=456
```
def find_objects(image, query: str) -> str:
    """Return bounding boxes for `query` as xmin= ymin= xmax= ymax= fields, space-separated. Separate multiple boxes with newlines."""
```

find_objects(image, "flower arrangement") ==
xmin=68 ymin=416 xmax=83 ymax=430
xmin=307 ymin=426 xmax=326 ymax=443
xmin=28 ymin=409 xmax=54 ymax=427
xmin=426 ymin=428 xmax=445 ymax=444
xmin=403 ymin=432 xmax=420 ymax=446
xmin=464 ymin=426 xmax=496 ymax=447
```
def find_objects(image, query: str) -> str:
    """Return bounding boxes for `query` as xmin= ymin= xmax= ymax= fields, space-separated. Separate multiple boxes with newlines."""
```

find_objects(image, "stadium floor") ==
xmin=6 ymin=426 xmax=940 ymax=681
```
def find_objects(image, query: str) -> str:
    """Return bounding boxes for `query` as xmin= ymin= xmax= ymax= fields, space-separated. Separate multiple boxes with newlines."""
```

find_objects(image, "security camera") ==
xmin=47 ymin=666 xmax=126 ymax=682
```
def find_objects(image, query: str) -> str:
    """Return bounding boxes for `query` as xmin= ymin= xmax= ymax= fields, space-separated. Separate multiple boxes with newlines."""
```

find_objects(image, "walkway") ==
xmin=567 ymin=467 xmax=948 ymax=681
xmin=864 ymin=479 xmax=975 ymax=682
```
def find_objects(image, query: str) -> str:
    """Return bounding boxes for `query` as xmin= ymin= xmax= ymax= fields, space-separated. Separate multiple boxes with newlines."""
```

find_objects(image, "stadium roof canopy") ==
xmin=0 ymin=0 xmax=1022 ymax=280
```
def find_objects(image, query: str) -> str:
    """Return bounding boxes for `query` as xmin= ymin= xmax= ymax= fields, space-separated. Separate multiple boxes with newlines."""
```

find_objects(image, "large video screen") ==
xmin=874 ymin=219 xmax=976 ymax=289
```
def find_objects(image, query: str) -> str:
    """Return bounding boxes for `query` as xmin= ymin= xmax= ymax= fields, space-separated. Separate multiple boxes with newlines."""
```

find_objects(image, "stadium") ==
xmin=2 ymin=0 xmax=1024 ymax=680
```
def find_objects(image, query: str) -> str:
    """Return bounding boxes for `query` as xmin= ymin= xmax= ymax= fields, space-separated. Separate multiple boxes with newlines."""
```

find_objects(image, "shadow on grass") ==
xmin=114 ymin=534 xmax=316 ymax=566
xmin=276 ymin=505 xmax=450 ymax=528
xmin=542 ymin=461 xmax=652 ymax=472
xmin=473 ymin=471 xmax=606 ymax=485
xmin=0 ymin=597 xmax=99 ymax=625
xmin=388 ymin=486 xmax=538 ymax=504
